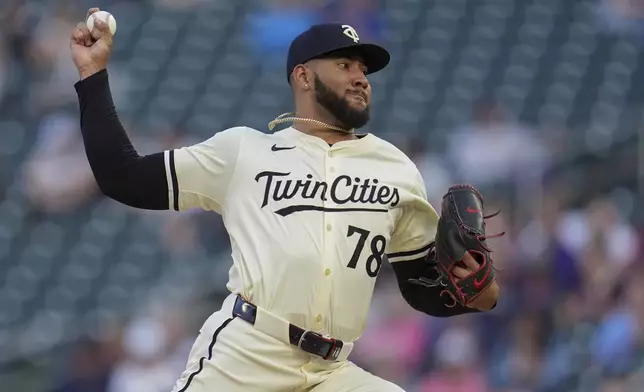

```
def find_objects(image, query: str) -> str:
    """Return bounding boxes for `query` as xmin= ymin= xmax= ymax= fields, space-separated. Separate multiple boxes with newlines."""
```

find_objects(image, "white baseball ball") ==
xmin=86 ymin=10 xmax=117 ymax=35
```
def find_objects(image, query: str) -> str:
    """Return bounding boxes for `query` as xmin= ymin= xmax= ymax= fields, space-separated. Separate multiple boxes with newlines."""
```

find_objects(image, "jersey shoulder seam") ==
xmin=220 ymin=125 xmax=263 ymax=137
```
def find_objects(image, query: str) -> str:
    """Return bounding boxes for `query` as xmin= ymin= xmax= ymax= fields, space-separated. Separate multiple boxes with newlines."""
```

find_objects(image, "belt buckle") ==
xmin=297 ymin=331 xmax=342 ymax=361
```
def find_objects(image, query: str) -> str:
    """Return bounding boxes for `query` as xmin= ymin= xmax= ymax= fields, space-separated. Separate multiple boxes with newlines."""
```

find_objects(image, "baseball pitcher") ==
xmin=70 ymin=8 xmax=501 ymax=392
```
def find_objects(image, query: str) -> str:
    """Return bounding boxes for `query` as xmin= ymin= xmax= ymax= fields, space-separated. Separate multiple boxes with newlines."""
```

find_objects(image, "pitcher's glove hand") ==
xmin=410 ymin=185 xmax=504 ymax=308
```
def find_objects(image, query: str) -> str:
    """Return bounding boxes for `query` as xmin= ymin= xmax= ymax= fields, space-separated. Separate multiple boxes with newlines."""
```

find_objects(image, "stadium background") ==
xmin=1 ymin=0 xmax=644 ymax=391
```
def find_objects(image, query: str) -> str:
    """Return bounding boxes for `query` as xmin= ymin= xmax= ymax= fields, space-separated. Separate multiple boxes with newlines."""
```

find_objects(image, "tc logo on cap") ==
xmin=342 ymin=25 xmax=360 ymax=43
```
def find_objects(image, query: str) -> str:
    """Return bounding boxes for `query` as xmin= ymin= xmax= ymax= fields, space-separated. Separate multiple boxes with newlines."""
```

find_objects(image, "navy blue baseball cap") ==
xmin=286 ymin=23 xmax=390 ymax=83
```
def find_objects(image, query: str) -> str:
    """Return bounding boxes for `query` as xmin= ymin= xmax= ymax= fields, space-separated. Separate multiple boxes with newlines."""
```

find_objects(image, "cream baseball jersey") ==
xmin=163 ymin=126 xmax=439 ymax=342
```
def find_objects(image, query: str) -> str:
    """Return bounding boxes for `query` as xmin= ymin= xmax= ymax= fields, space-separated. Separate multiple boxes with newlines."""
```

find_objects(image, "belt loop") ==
xmin=297 ymin=330 xmax=310 ymax=349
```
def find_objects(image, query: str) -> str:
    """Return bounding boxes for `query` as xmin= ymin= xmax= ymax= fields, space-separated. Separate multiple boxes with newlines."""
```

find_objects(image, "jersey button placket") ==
xmin=317 ymin=149 xmax=335 ymax=327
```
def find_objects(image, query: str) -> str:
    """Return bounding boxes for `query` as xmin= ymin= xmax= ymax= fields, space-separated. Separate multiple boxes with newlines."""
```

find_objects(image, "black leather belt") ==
xmin=232 ymin=296 xmax=344 ymax=361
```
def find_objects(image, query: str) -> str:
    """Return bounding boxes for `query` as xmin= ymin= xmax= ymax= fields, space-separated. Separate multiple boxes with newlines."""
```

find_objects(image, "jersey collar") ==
xmin=278 ymin=127 xmax=377 ymax=153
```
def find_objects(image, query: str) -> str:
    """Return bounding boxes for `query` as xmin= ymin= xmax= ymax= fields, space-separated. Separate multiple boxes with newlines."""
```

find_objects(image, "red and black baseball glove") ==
xmin=410 ymin=184 xmax=504 ymax=307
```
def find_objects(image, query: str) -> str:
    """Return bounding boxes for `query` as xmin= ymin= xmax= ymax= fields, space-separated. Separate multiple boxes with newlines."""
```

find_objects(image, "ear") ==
xmin=292 ymin=65 xmax=312 ymax=90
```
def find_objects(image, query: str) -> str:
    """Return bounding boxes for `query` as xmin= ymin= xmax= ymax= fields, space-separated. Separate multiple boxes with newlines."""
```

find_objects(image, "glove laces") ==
xmin=476 ymin=209 xmax=506 ymax=252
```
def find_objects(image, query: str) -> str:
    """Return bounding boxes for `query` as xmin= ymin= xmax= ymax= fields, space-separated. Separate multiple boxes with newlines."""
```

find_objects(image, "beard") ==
xmin=313 ymin=74 xmax=370 ymax=130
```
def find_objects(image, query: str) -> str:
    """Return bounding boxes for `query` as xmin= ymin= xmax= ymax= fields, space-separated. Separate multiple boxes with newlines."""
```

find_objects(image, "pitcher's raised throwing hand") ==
xmin=70 ymin=8 xmax=114 ymax=80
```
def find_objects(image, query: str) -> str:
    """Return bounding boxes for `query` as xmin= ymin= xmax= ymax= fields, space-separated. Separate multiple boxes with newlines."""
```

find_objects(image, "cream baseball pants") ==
xmin=170 ymin=293 xmax=404 ymax=392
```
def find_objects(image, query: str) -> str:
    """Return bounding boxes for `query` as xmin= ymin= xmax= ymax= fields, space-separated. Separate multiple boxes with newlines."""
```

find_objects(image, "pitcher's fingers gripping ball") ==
xmin=86 ymin=10 xmax=117 ymax=36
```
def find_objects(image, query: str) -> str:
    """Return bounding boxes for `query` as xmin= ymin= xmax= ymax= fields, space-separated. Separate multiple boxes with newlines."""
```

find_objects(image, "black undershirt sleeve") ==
xmin=74 ymin=69 xmax=169 ymax=210
xmin=391 ymin=258 xmax=480 ymax=317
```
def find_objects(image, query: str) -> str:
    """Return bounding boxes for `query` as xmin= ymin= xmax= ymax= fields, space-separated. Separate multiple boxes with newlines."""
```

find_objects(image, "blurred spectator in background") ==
xmin=590 ymin=270 xmax=644 ymax=378
xmin=538 ymin=292 xmax=590 ymax=391
xmin=0 ymin=35 xmax=10 ymax=108
xmin=0 ymin=0 xmax=33 ymax=112
xmin=516 ymin=188 xmax=581 ymax=291
xmin=447 ymin=98 xmax=551 ymax=189
xmin=49 ymin=339 xmax=113 ymax=392
xmin=106 ymin=316 xmax=178 ymax=392
xmin=560 ymin=197 xmax=638 ymax=272
xmin=23 ymin=112 xmax=99 ymax=214
xmin=27 ymin=0 xmax=83 ymax=115
xmin=487 ymin=313 xmax=545 ymax=391
xmin=418 ymin=320 xmax=488 ymax=392
xmin=596 ymin=0 xmax=644 ymax=37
